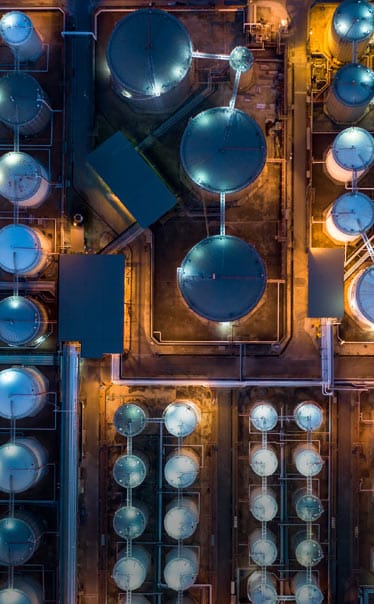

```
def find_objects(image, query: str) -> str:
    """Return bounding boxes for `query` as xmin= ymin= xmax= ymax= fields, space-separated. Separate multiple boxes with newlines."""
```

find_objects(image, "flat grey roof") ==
xmin=308 ymin=248 xmax=344 ymax=318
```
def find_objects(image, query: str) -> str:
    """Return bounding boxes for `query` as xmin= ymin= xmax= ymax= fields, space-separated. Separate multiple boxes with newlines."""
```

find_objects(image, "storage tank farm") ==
xmin=0 ymin=72 xmax=51 ymax=135
xmin=325 ymin=191 xmax=374 ymax=243
xmin=324 ymin=63 xmax=374 ymax=124
xmin=325 ymin=126 xmax=374 ymax=183
xmin=0 ymin=11 xmax=43 ymax=63
xmin=326 ymin=0 xmax=374 ymax=65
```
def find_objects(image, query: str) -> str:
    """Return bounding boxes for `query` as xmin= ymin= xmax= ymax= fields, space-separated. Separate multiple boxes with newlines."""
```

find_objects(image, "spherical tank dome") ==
xmin=113 ymin=504 xmax=147 ymax=539
xmin=250 ymin=403 xmax=278 ymax=431
xmin=164 ymin=546 xmax=198 ymax=591
xmin=114 ymin=403 xmax=147 ymax=437
xmin=106 ymin=9 xmax=192 ymax=98
xmin=0 ymin=439 xmax=46 ymax=493
xmin=112 ymin=545 xmax=150 ymax=591
xmin=180 ymin=107 xmax=266 ymax=194
xmin=0 ymin=516 xmax=39 ymax=565
xmin=229 ymin=46 xmax=254 ymax=73
xmin=0 ymin=73 xmax=45 ymax=126
xmin=164 ymin=449 xmax=199 ymax=488
xmin=332 ymin=127 xmax=374 ymax=171
xmin=113 ymin=453 xmax=148 ymax=488
xmin=0 ymin=152 xmax=46 ymax=203
xmin=294 ymin=490 xmax=324 ymax=522
xmin=333 ymin=63 xmax=374 ymax=106
xmin=164 ymin=498 xmax=199 ymax=540
xmin=0 ymin=366 xmax=48 ymax=420
xmin=295 ymin=535 xmax=324 ymax=568
xmin=164 ymin=400 xmax=199 ymax=437
xmin=0 ymin=12 xmax=33 ymax=45
xmin=250 ymin=447 xmax=278 ymax=477
xmin=352 ymin=265 xmax=374 ymax=325
xmin=178 ymin=235 xmax=266 ymax=322
xmin=333 ymin=0 xmax=374 ymax=42
xmin=294 ymin=402 xmax=323 ymax=432
xmin=0 ymin=296 xmax=44 ymax=346
xmin=294 ymin=446 xmax=323 ymax=477
xmin=0 ymin=224 xmax=46 ymax=276
xmin=331 ymin=191 xmax=374 ymax=235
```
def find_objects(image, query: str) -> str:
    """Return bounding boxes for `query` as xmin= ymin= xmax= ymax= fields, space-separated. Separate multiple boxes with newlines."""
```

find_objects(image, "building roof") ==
xmin=308 ymin=248 xmax=344 ymax=318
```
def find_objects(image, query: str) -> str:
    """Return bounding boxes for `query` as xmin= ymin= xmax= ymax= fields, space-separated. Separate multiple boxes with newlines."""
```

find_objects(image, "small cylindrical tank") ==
xmin=0 ymin=366 xmax=48 ymax=420
xmin=293 ymin=488 xmax=324 ymax=522
xmin=250 ymin=487 xmax=278 ymax=521
xmin=324 ymin=63 xmax=374 ymax=124
xmin=293 ymin=531 xmax=324 ymax=567
xmin=293 ymin=445 xmax=324 ymax=477
xmin=0 ymin=296 xmax=48 ymax=347
xmin=348 ymin=265 xmax=374 ymax=328
xmin=325 ymin=191 xmax=374 ymax=243
xmin=113 ymin=502 xmax=148 ymax=539
xmin=164 ymin=546 xmax=199 ymax=591
xmin=250 ymin=402 xmax=278 ymax=431
xmin=250 ymin=445 xmax=278 ymax=477
xmin=0 ymin=576 xmax=43 ymax=604
xmin=294 ymin=401 xmax=323 ymax=432
xmin=292 ymin=571 xmax=323 ymax=604
xmin=112 ymin=544 xmax=150 ymax=591
xmin=0 ymin=152 xmax=50 ymax=208
xmin=247 ymin=570 xmax=277 ymax=604
xmin=0 ymin=224 xmax=51 ymax=276
xmin=249 ymin=528 xmax=277 ymax=566
xmin=229 ymin=45 xmax=254 ymax=90
xmin=113 ymin=452 xmax=149 ymax=488
xmin=327 ymin=0 xmax=374 ymax=64
xmin=0 ymin=437 xmax=47 ymax=493
xmin=325 ymin=127 xmax=374 ymax=183
xmin=163 ymin=400 xmax=200 ymax=437
xmin=114 ymin=402 xmax=148 ymax=437
xmin=0 ymin=510 xmax=43 ymax=565
xmin=0 ymin=73 xmax=51 ymax=135
xmin=164 ymin=496 xmax=199 ymax=540
xmin=164 ymin=447 xmax=199 ymax=488
xmin=0 ymin=11 xmax=43 ymax=62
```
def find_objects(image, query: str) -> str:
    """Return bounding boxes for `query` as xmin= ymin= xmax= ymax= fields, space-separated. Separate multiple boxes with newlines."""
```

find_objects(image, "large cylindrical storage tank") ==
xmin=113 ymin=452 xmax=149 ymax=488
xmin=112 ymin=545 xmax=150 ymax=591
xmin=114 ymin=402 xmax=148 ymax=437
xmin=0 ymin=366 xmax=48 ymax=420
xmin=0 ymin=296 xmax=48 ymax=347
xmin=250 ymin=445 xmax=278 ymax=477
xmin=0 ymin=224 xmax=50 ymax=276
xmin=325 ymin=191 xmax=374 ymax=243
xmin=293 ymin=488 xmax=324 ymax=522
xmin=325 ymin=127 xmax=374 ymax=183
xmin=113 ymin=502 xmax=148 ymax=539
xmin=293 ymin=531 xmax=324 ymax=568
xmin=164 ymin=447 xmax=199 ymax=488
xmin=0 ymin=511 xmax=43 ymax=565
xmin=164 ymin=546 xmax=198 ymax=591
xmin=229 ymin=46 xmax=254 ymax=90
xmin=0 ymin=437 xmax=47 ymax=493
xmin=106 ymin=9 xmax=193 ymax=114
xmin=0 ymin=152 xmax=50 ymax=208
xmin=249 ymin=528 xmax=277 ymax=566
xmin=293 ymin=445 xmax=323 ymax=477
xmin=247 ymin=570 xmax=277 ymax=604
xmin=0 ymin=73 xmax=51 ymax=135
xmin=292 ymin=571 xmax=323 ymax=604
xmin=327 ymin=0 xmax=374 ymax=64
xmin=0 ymin=576 xmax=43 ymax=604
xmin=294 ymin=401 xmax=323 ymax=432
xmin=250 ymin=402 xmax=278 ymax=432
xmin=163 ymin=400 xmax=200 ymax=437
xmin=324 ymin=63 xmax=374 ymax=124
xmin=348 ymin=265 xmax=374 ymax=328
xmin=0 ymin=11 xmax=43 ymax=62
xmin=250 ymin=487 xmax=278 ymax=521
xmin=164 ymin=496 xmax=199 ymax=540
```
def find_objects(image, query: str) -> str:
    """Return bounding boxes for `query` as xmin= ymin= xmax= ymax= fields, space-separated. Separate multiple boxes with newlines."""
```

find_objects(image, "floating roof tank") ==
xmin=293 ymin=445 xmax=324 ymax=477
xmin=327 ymin=0 xmax=374 ymax=64
xmin=112 ymin=545 xmax=150 ymax=591
xmin=106 ymin=9 xmax=193 ymax=114
xmin=292 ymin=571 xmax=323 ymax=604
xmin=324 ymin=63 xmax=374 ymax=124
xmin=249 ymin=528 xmax=277 ymax=566
xmin=180 ymin=107 xmax=266 ymax=195
xmin=0 ymin=73 xmax=51 ymax=135
xmin=325 ymin=191 xmax=374 ymax=243
xmin=164 ymin=546 xmax=199 ymax=591
xmin=113 ymin=452 xmax=149 ymax=488
xmin=163 ymin=400 xmax=200 ymax=437
xmin=250 ymin=402 xmax=278 ymax=431
xmin=0 ymin=152 xmax=50 ymax=208
xmin=164 ymin=447 xmax=199 ymax=489
xmin=0 ymin=224 xmax=50 ymax=276
xmin=164 ymin=496 xmax=199 ymax=540
xmin=114 ymin=402 xmax=148 ymax=437
xmin=0 ymin=437 xmax=47 ymax=493
xmin=325 ymin=127 xmax=374 ymax=183
xmin=250 ymin=486 xmax=278 ymax=521
xmin=293 ymin=488 xmax=324 ymax=522
xmin=0 ymin=295 xmax=48 ymax=347
xmin=250 ymin=445 xmax=278 ymax=477
xmin=0 ymin=366 xmax=48 ymax=420
xmin=348 ymin=265 xmax=374 ymax=328
xmin=113 ymin=502 xmax=148 ymax=540
xmin=0 ymin=576 xmax=43 ymax=604
xmin=229 ymin=46 xmax=254 ymax=90
xmin=247 ymin=570 xmax=277 ymax=604
xmin=0 ymin=11 xmax=43 ymax=62
xmin=294 ymin=402 xmax=323 ymax=432
xmin=178 ymin=235 xmax=266 ymax=322
xmin=0 ymin=510 xmax=43 ymax=565
xmin=294 ymin=531 xmax=324 ymax=568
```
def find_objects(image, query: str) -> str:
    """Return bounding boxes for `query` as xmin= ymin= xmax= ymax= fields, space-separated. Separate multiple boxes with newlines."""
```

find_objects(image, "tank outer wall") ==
xmin=326 ymin=1 xmax=374 ymax=64
xmin=0 ymin=12 xmax=43 ymax=62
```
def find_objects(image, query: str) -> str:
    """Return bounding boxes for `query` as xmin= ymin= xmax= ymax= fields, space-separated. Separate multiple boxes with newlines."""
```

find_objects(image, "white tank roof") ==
xmin=249 ymin=529 xmax=277 ymax=566
xmin=0 ymin=577 xmax=43 ymax=604
xmin=112 ymin=545 xmax=150 ymax=591
xmin=332 ymin=127 xmax=374 ymax=171
xmin=295 ymin=535 xmax=324 ymax=567
xmin=247 ymin=570 xmax=277 ymax=604
xmin=0 ymin=438 xmax=46 ymax=493
xmin=164 ymin=400 xmax=199 ymax=437
xmin=114 ymin=403 xmax=147 ymax=437
xmin=113 ymin=504 xmax=147 ymax=539
xmin=164 ymin=450 xmax=199 ymax=488
xmin=113 ymin=453 xmax=148 ymax=488
xmin=294 ymin=489 xmax=324 ymax=522
xmin=250 ymin=403 xmax=278 ymax=431
xmin=0 ymin=152 xmax=47 ymax=202
xmin=164 ymin=546 xmax=198 ymax=591
xmin=250 ymin=487 xmax=278 ymax=521
xmin=0 ymin=11 xmax=33 ymax=45
xmin=294 ymin=402 xmax=323 ymax=432
xmin=250 ymin=446 xmax=278 ymax=477
xmin=164 ymin=497 xmax=199 ymax=540
xmin=0 ymin=366 xmax=47 ymax=419
xmin=0 ymin=224 xmax=46 ymax=275
xmin=293 ymin=571 xmax=324 ymax=604
xmin=294 ymin=446 xmax=324 ymax=477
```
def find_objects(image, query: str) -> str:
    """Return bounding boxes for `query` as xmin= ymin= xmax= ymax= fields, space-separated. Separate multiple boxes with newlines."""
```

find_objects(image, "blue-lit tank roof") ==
xmin=114 ymin=403 xmax=147 ymax=437
xmin=0 ymin=224 xmax=43 ymax=275
xmin=0 ymin=73 xmax=44 ymax=126
xmin=229 ymin=46 xmax=254 ymax=73
xmin=178 ymin=235 xmax=266 ymax=322
xmin=113 ymin=454 xmax=147 ymax=488
xmin=164 ymin=401 xmax=198 ymax=437
xmin=0 ymin=441 xmax=41 ymax=493
xmin=164 ymin=452 xmax=199 ymax=488
xmin=0 ymin=11 xmax=33 ymax=45
xmin=180 ymin=107 xmax=266 ymax=194
xmin=332 ymin=127 xmax=374 ymax=170
xmin=0 ymin=152 xmax=45 ymax=201
xmin=294 ymin=402 xmax=323 ymax=431
xmin=355 ymin=265 xmax=374 ymax=324
xmin=0 ymin=517 xmax=37 ymax=565
xmin=333 ymin=63 xmax=374 ymax=106
xmin=250 ymin=403 xmax=278 ymax=431
xmin=0 ymin=367 xmax=45 ymax=419
xmin=106 ymin=9 xmax=192 ymax=97
xmin=113 ymin=505 xmax=147 ymax=539
xmin=0 ymin=296 xmax=42 ymax=346
xmin=333 ymin=0 xmax=374 ymax=42
xmin=294 ymin=490 xmax=324 ymax=522
xmin=331 ymin=191 xmax=374 ymax=235
xmin=0 ymin=588 xmax=34 ymax=604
